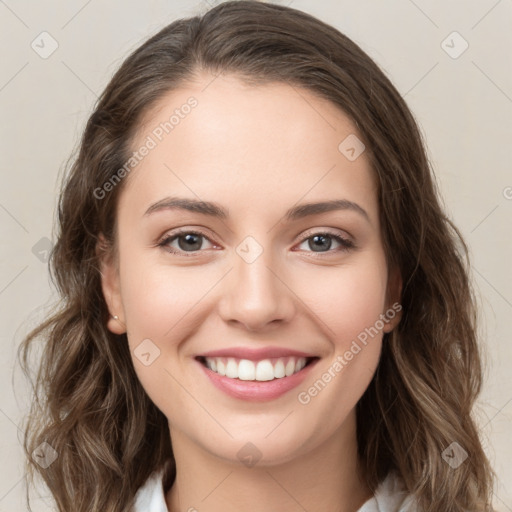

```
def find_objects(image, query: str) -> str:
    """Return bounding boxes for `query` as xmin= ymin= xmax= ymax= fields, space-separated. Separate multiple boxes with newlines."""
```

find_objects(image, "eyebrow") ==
xmin=144 ymin=196 xmax=370 ymax=223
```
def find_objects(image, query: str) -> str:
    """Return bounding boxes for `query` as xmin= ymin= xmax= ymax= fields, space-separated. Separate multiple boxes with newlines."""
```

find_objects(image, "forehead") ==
xmin=119 ymin=72 xmax=377 ymax=224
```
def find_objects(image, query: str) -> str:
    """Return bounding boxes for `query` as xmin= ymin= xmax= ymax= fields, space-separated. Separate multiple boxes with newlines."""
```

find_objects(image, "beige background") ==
xmin=1 ymin=0 xmax=511 ymax=509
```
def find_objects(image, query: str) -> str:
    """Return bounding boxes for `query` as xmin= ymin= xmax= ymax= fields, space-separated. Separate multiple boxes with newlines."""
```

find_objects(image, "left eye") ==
xmin=296 ymin=232 xmax=354 ymax=253
xmin=157 ymin=230 xmax=354 ymax=256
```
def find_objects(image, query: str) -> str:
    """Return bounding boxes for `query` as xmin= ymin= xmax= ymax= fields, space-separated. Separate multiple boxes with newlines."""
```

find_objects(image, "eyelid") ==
xmin=298 ymin=226 xmax=354 ymax=244
xmin=156 ymin=226 xmax=215 ymax=244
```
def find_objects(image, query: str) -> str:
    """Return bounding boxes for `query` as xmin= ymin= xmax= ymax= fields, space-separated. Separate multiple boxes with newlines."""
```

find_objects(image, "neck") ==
xmin=165 ymin=411 xmax=372 ymax=512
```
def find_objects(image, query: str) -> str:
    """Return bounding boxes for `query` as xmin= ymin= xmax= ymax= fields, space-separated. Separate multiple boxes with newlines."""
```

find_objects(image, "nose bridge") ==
xmin=218 ymin=234 xmax=295 ymax=330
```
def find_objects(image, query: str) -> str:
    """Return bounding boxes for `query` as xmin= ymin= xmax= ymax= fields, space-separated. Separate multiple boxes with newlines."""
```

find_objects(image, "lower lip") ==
xmin=196 ymin=358 xmax=319 ymax=401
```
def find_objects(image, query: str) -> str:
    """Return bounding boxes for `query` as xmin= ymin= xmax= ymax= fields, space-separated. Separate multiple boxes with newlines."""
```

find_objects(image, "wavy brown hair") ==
xmin=18 ymin=1 xmax=495 ymax=511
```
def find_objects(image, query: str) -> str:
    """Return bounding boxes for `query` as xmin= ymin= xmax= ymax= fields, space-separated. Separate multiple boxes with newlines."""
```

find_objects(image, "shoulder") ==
xmin=357 ymin=471 xmax=418 ymax=512
xmin=130 ymin=460 xmax=173 ymax=512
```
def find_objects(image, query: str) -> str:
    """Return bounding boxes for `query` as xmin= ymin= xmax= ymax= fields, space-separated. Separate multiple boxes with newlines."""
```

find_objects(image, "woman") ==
xmin=19 ymin=1 xmax=495 ymax=511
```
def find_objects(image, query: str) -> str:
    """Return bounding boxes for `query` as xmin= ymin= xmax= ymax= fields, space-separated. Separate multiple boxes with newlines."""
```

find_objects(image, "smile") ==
xmin=195 ymin=349 xmax=320 ymax=401
xmin=198 ymin=356 xmax=314 ymax=381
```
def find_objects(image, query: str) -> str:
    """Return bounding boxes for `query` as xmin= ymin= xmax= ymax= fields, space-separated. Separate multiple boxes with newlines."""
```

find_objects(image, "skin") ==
xmin=99 ymin=71 xmax=402 ymax=512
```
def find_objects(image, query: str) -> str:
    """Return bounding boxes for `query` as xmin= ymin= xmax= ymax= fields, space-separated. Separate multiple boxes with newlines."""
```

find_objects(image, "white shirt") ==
xmin=131 ymin=463 xmax=417 ymax=512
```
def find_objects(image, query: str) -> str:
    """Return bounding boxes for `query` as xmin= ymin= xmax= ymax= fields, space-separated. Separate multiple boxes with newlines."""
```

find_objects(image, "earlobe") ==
xmin=107 ymin=314 xmax=126 ymax=335
xmin=96 ymin=233 xmax=126 ymax=334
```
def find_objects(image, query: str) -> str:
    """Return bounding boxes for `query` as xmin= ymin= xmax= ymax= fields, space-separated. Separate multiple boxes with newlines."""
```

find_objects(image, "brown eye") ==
xmin=296 ymin=232 xmax=354 ymax=254
xmin=158 ymin=230 xmax=215 ymax=256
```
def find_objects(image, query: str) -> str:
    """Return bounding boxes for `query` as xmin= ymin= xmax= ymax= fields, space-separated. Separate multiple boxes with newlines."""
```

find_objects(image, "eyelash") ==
xmin=156 ymin=228 xmax=355 ymax=258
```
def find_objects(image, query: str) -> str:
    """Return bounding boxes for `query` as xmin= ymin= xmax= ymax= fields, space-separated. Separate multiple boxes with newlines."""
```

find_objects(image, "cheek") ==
xmin=293 ymin=263 xmax=387 ymax=438
xmin=289 ymin=256 xmax=389 ymax=350
xmin=119 ymin=252 xmax=216 ymax=343
xmin=117 ymin=255 xmax=210 ymax=413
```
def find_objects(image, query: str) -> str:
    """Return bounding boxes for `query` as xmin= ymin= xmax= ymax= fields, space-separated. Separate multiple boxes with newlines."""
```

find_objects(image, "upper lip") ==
xmin=197 ymin=346 xmax=317 ymax=361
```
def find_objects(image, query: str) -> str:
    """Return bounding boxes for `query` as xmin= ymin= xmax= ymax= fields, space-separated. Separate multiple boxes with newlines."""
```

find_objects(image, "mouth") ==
xmin=194 ymin=346 xmax=320 ymax=401
xmin=196 ymin=355 xmax=319 ymax=381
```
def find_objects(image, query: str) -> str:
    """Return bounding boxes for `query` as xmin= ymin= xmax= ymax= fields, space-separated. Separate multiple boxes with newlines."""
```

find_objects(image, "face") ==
xmin=99 ymin=72 xmax=401 ymax=466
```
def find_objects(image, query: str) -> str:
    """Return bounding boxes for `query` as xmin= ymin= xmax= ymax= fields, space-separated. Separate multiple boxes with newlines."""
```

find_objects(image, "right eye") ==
xmin=157 ymin=229 xmax=217 ymax=256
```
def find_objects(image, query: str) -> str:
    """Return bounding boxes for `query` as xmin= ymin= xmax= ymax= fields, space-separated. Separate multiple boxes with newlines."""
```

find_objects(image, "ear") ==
xmin=96 ymin=233 xmax=126 ymax=334
xmin=382 ymin=264 xmax=403 ymax=333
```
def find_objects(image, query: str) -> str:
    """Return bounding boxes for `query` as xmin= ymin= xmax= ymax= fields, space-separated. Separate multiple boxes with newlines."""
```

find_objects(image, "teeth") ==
xmin=204 ymin=356 xmax=308 ymax=381
xmin=285 ymin=359 xmax=295 ymax=376
xmin=216 ymin=359 xmax=226 ymax=376
xmin=238 ymin=359 xmax=255 ymax=381
xmin=255 ymin=360 xmax=274 ymax=381
xmin=274 ymin=360 xmax=285 ymax=378
xmin=225 ymin=358 xmax=238 ymax=378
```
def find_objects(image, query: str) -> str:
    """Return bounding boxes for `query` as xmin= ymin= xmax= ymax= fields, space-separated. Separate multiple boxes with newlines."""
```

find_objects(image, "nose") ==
xmin=217 ymin=246 xmax=296 ymax=332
